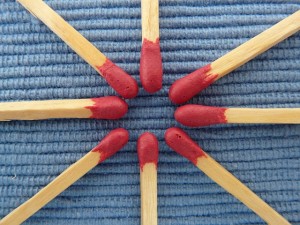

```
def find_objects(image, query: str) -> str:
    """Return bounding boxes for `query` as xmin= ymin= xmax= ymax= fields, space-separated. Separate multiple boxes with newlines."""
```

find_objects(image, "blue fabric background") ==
xmin=0 ymin=0 xmax=299 ymax=224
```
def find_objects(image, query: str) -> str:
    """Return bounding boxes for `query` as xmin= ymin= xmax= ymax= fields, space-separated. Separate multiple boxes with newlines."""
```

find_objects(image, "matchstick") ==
xmin=17 ymin=0 xmax=138 ymax=99
xmin=169 ymin=10 xmax=300 ymax=104
xmin=0 ymin=96 xmax=128 ymax=121
xmin=175 ymin=104 xmax=300 ymax=127
xmin=165 ymin=127 xmax=291 ymax=225
xmin=140 ymin=0 xmax=163 ymax=93
xmin=137 ymin=132 xmax=159 ymax=225
xmin=0 ymin=128 xmax=129 ymax=225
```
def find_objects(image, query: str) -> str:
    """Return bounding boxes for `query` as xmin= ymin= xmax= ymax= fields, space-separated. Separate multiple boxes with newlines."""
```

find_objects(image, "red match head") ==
xmin=168 ymin=64 xmax=217 ymax=104
xmin=175 ymin=105 xmax=227 ymax=127
xmin=137 ymin=132 xmax=159 ymax=170
xmin=87 ymin=96 xmax=128 ymax=120
xmin=97 ymin=59 xmax=139 ymax=99
xmin=164 ymin=127 xmax=206 ymax=165
xmin=92 ymin=128 xmax=129 ymax=163
xmin=140 ymin=38 xmax=163 ymax=93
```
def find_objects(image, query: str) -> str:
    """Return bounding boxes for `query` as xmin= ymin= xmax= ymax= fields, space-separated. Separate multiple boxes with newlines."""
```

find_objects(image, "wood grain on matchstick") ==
xmin=140 ymin=0 xmax=163 ymax=93
xmin=17 ymin=0 xmax=138 ymax=99
xmin=0 ymin=96 xmax=128 ymax=121
xmin=169 ymin=10 xmax=300 ymax=104
xmin=138 ymin=132 xmax=159 ymax=225
xmin=0 ymin=128 xmax=129 ymax=225
xmin=165 ymin=127 xmax=290 ymax=225
xmin=175 ymin=105 xmax=300 ymax=127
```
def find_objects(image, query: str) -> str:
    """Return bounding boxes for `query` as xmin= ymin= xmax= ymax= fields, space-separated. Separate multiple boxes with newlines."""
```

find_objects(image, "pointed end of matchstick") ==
xmin=97 ymin=59 xmax=139 ymax=99
xmin=86 ymin=96 xmax=128 ymax=120
xmin=164 ymin=127 xmax=206 ymax=165
xmin=92 ymin=128 xmax=129 ymax=163
xmin=137 ymin=132 xmax=159 ymax=171
xmin=169 ymin=64 xmax=217 ymax=104
xmin=175 ymin=105 xmax=227 ymax=127
xmin=140 ymin=38 xmax=163 ymax=93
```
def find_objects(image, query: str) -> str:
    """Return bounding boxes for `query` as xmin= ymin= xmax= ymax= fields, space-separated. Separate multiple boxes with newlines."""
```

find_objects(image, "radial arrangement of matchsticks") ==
xmin=0 ymin=1 xmax=299 ymax=224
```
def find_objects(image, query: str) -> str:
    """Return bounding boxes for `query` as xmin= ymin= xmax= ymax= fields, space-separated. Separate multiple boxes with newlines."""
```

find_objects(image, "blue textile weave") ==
xmin=0 ymin=0 xmax=299 ymax=224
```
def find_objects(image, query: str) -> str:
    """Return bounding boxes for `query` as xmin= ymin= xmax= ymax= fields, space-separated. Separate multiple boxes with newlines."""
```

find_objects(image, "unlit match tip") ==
xmin=175 ymin=105 xmax=227 ymax=127
xmin=137 ymin=132 xmax=159 ymax=170
xmin=165 ymin=127 xmax=206 ymax=165
xmin=92 ymin=128 xmax=129 ymax=163
xmin=169 ymin=64 xmax=217 ymax=104
xmin=97 ymin=59 xmax=139 ymax=99
xmin=140 ymin=38 xmax=163 ymax=93
xmin=87 ymin=96 xmax=128 ymax=120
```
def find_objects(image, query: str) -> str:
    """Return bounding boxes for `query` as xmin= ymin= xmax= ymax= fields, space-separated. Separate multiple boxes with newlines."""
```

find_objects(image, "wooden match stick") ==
xmin=17 ymin=0 xmax=138 ymax=99
xmin=0 ymin=96 xmax=128 ymax=121
xmin=137 ymin=132 xmax=159 ymax=225
xmin=169 ymin=10 xmax=300 ymax=104
xmin=165 ymin=127 xmax=291 ymax=225
xmin=175 ymin=104 xmax=300 ymax=127
xmin=140 ymin=0 xmax=163 ymax=93
xmin=0 ymin=128 xmax=129 ymax=225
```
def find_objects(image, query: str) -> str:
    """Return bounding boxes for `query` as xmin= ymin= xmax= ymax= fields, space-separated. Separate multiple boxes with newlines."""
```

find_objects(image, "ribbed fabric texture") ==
xmin=0 ymin=0 xmax=300 ymax=224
